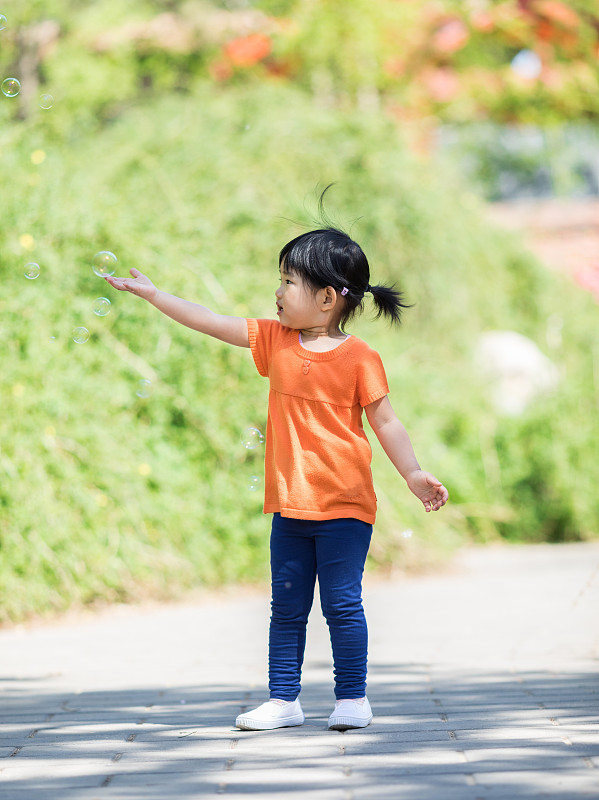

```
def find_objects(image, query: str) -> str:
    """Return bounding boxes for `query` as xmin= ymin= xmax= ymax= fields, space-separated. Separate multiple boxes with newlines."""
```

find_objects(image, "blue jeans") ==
xmin=268 ymin=513 xmax=373 ymax=701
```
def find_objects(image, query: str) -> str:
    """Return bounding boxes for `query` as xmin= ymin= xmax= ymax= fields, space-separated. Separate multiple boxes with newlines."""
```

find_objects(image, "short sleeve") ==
xmin=246 ymin=318 xmax=279 ymax=378
xmin=356 ymin=347 xmax=389 ymax=407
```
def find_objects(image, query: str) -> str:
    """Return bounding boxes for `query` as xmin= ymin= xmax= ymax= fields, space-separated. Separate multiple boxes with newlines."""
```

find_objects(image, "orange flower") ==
xmin=531 ymin=0 xmax=581 ymax=29
xmin=383 ymin=57 xmax=406 ymax=79
xmin=225 ymin=33 xmax=271 ymax=67
xmin=209 ymin=57 xmax=234 ymax=82
xmin=420 ymin=67 xmax=460 ymax=102
xmin=471 ymin=11 xmax=494 ymax=32
xmin=432 ymin=19 xmax=469 ymax=54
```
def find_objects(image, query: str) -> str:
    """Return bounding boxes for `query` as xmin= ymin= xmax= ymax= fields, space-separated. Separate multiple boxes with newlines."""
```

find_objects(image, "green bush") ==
xmin=1 ymin=81 xmax=597 ymax=623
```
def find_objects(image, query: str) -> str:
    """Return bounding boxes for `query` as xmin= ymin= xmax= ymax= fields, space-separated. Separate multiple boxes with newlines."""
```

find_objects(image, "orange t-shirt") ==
xmin=247 ymin=318 xmax=389 ymax=525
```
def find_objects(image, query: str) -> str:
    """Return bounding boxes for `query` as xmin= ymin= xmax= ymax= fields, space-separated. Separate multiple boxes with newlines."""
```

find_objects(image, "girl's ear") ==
xmin=321 ymin=286 xmax=338 ymax=308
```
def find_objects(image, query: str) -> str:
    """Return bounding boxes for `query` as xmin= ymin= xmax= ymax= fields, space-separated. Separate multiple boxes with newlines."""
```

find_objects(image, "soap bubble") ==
xmin=241 ymin=427 xmax=265 ymax=449
xmin=92 ymin=250 xmax=117 ymax=277
xmin=136 ymin=379 xmax=152 ymax=399
xmin=24 ymin=262 xmax=40 ymax=280
xmin=248 ymin=475 xmax=261 ymax=491
xmin=93 ymin=297 xmax=111 ymax=316
xmin=0 ymin=15 xmax=7 ymax=31
xmin=1 ymin=78 xmax=20 ymax=97
xmin=39 ymin=93 xmax=54 ymax=109
xmin=401 ymin=529 xmax=413 ymax=539
xmin=73 ymin=327 xmax=89 ymax=344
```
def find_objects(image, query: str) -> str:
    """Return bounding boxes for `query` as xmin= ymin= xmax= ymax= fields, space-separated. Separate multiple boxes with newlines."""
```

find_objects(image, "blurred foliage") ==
xmin=1 ymin=0 xmax=598 ymax=127
xmin=1 ymin=2 xmax=598 ymax=622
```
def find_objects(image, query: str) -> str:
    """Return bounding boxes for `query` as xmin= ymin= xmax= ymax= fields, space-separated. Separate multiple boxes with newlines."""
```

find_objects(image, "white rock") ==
xmin=475 ymin=330 xmax=559 ymax=416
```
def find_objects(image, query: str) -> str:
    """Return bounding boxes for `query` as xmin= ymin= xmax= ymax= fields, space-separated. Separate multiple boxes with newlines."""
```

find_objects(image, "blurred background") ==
xmin=1 ymin=0 xmax=598 ymax=624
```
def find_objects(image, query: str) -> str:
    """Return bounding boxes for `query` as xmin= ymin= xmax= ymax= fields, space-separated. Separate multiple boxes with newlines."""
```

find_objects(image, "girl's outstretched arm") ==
xmin=365 ymin=395 xmax=448 ymax=512
xmin=105 ymin=269 xmax=250 ymax=348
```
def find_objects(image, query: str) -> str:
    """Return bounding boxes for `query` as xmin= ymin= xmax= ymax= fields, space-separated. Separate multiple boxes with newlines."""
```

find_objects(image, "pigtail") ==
xmin=369 ymin=283 xmax=412 ymax=326
xmin=281 ymin=185 xmax=413 ymax=330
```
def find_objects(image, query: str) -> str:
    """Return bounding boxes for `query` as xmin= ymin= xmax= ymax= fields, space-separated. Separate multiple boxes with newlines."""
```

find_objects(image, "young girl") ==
xmin=105 ymin=225 xmax=448 ymax=732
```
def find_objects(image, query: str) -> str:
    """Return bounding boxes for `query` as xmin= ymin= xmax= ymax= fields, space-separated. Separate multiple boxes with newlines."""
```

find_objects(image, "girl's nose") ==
xmin=275 ymin=285 xmax=282 ymax=299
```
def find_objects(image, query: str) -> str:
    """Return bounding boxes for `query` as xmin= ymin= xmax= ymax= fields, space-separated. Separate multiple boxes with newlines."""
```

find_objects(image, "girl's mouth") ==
xmin=276 ymin=304 xmax=283 ymax=316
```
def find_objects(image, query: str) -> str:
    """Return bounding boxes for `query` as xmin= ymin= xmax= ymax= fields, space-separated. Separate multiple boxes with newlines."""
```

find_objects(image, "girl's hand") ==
xmin=104 ymin=268 xmax=157 ymax=302
xmin=406 ymin=470 xmax=448 ymax=512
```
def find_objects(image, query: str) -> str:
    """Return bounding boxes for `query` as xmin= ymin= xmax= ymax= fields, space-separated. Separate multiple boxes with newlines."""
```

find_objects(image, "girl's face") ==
xmin=275 ymin=267 xmax=320 ymax=329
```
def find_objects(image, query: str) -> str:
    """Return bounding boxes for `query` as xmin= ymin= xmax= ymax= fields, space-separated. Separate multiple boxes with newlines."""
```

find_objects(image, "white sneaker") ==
xmin=235 ymin=698 xmax=304 ymax=731
xmin=328 ymin=696 xmax=373 ymax=730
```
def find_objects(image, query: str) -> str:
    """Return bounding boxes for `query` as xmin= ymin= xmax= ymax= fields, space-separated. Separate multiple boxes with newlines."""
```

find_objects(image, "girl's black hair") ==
xmin=279 ymin=190 xmax=410 ymax=331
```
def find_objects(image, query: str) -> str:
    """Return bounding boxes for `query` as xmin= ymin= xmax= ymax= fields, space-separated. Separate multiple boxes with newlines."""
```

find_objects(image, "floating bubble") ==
xmin=401 ymin=529 xmax=413 ymax=539
xmin=241 ymin=427 xmax=265 ymax=449
xmin=93 ymin=297 xmax=111 ymax=316
xmin=24 ymin=262 xmax=40 ymax=280
xmin=248 ymin=475 xmax=261 ymax=491
xmin=284 ymin=581 xmax=292 ymax=589
xmin=136 ymin=379 xmax=152 ymax=399
xmin=39 ymin=93 xmax=54 ymax=109
xmin=92 ymin=250 xmax=117 ymax=277
xmin=73 ymin=326 xmax=89 ymax=344
xmin=1 ymin=78 xmax=20 ymax=97
xmin=0 ymin=15 xmax=7 ymax=31
xmin=31 ymin=149 xmax=46 ymax=165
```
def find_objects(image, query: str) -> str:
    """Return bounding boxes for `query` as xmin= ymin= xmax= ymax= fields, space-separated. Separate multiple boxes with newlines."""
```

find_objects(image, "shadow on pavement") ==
xmin=1 ymin=661 xmax=598 ymax=799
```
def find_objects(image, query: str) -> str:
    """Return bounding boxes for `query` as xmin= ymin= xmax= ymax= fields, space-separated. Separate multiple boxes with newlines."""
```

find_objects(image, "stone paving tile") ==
xmin=546 ymin=714 xmax=599 ymax=725
xmin=361 ymin=712 xmax=453 ymax=728
xmin=1 ymin=790 xmax=97 ymax=800
xmin=104 ymin=785 xmax=347 ymax=800
xmin=472 ymin=767 xmax=599 ymax=798
xmin=0 ymin=763 xmax=107 ymax=785
xmin=355 ymin=775 xmax=482 ymax=800
xmin=219 ymin=765 xmax=352 ymax=788
xmin=347 ymin=745 xmax=469 ymax=767
xmin=453 ymin=726 xmax=579 ymax=743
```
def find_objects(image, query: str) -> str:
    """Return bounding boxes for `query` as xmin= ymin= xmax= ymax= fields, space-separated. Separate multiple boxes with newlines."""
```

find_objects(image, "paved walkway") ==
xmin=1 ymin=542 xmax=598 ymax=799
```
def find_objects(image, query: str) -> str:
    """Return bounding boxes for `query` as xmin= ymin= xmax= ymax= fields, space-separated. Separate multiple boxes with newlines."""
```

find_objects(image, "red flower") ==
xmin=573 ymin=266 xmax=599 ymax=301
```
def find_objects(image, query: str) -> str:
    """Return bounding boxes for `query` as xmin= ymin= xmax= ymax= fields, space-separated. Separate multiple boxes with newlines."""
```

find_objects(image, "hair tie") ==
xmin=341 ymin=285 xmax=372 ymax=296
